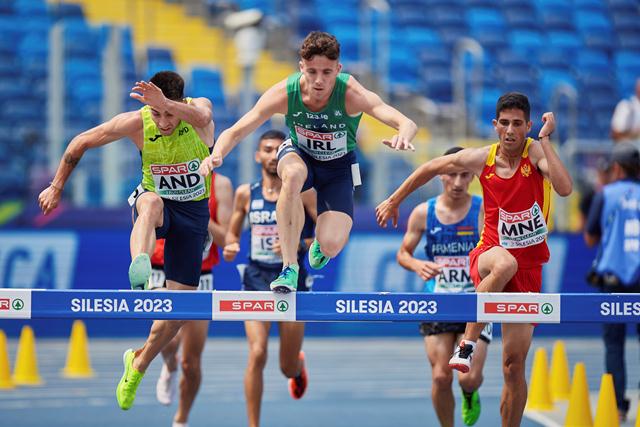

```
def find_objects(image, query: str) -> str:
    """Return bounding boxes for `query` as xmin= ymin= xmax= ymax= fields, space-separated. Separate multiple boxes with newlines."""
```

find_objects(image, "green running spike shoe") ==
xmin=461 ymin=388 xmax=481 ymax=426
xmin=116 ymin=349 xmax=144 ymax=410
xmin=308 ymin=239 xmax=330 ymax=270
xmin=270 ymin=264 xmax=299 ymax=293
xmin=129 ymin=253 xmax=151 ymax=290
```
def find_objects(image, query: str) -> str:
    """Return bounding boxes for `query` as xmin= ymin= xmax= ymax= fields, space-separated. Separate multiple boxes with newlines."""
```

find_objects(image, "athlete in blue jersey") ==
xmin=223 ymin=130 xmax=316 ymax=427
xmin=397 ymin=147 xmax=490 ymax=427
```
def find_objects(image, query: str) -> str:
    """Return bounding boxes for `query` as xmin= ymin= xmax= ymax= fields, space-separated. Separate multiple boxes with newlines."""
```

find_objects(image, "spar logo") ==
xmin=0 ymin=298 xmax=23 ymax=311
xmin=277 ymin=301 xmax=289 ymax=312
xmin=219 ymin=300 xmax=275 ymax=312
xmin=484 ymin=302 xmax=553 ymax=315
xmin=187 ymin=159 xmax=200 ymax=172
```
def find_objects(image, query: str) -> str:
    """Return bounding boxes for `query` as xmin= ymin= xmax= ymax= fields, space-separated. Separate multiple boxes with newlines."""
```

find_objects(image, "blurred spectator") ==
xmin=578 ymin=156 xmax=612 ymax=230
xmin=611 ymin=78 xmax=640 ymax=143
xmin=583 ymin=142 xmax=640 ymax=422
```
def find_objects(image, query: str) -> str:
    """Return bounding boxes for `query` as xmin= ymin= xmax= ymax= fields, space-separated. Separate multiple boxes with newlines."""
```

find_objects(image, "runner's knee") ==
xmin=279 ymin=360 xmax=299 ymax=378
xmin=459 ymin=372 xmax=483 ymax=391
xmin=180 ymin=356 xmax=201 ymax=381
xmin=502 ymin=354 xmax=526 ymax=385
xmin=280 ymin=166 xmax=306 ymax=192
xmin=248 ymin=345 xmax=268 ymax=370
xmin=138 ymin=195 xmax=164 ymax=226
xmin=495 ymin=255 xmax=518 ymax=280
xmin=432 ymin=368 xmax=454 ymax=390
xmin=317 ymin=235 xmax=346 ymax=258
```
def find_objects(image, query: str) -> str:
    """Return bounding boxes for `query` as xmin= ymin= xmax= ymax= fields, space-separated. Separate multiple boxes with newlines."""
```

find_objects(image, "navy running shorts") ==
xmin=242 ymin=261 xmax=310 ymax=292
xmin=419 ymin=322 xmax=493 ymax=343
xmin=133 ymin=195 xmax=209 ymax=287
xmin=277 ymin=140 xmax=358 ymax=218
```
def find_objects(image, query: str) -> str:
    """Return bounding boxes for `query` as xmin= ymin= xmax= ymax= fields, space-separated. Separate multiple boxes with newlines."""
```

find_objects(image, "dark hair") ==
xmin=150 ymin=71 xmax=184 ymax=101
xmin=299 ymin=31 xmax=340 ymax=60
xmin=259 ymin=129 xmax=286 ymax=142
xmin=444 ymin=146 xmax=464 ymax=156
xmin=496 ymin=92 xmax=530 ymax=121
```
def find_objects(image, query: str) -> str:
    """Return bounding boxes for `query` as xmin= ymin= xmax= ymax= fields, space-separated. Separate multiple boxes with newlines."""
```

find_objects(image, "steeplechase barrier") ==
xmin=1 ymin=290 xmax=639 ymax=323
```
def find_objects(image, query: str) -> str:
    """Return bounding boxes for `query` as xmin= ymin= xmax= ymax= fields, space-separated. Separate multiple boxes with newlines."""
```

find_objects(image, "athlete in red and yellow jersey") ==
xmin=375 ymin=93 xmax=572 ymax=427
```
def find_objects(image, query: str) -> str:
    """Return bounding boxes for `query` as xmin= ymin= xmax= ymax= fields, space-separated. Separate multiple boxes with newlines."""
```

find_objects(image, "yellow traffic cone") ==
xmin=594 ymin=373 xmax=619 ymax=427
xmin=564 ymin=362 xmax=593 ymax=427
xmin=526 ymin=347 xmax=553 ymax=410
xmin=12 ymin=325 xmax=43 ymax=386
xmin=62 ymin=320 xmax=94 ymax=378
xmin=0 ymin=330 xmax=14 ymax=389
xmin=550 ymin=340 xmax=571 ymax=401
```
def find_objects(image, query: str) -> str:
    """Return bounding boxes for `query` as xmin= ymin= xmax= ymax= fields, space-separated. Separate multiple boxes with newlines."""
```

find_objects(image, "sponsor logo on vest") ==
xmin=149 ymin=134 xmax=162 ymax=142
xmin=178 ymin=127 xmax=189 ymax=136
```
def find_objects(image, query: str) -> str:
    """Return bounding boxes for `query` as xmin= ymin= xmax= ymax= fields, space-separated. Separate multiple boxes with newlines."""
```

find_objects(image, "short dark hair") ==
xmin=611 ymin=142 xmax=640 ymax=178
xmin=299 ymin=31 xmax=340 ymax=61
xmin=496 ymin=92 xmax=530 ymax=121
xmin=259 ymin=129 xmax=286 ymax=142
xmin=444 ymin=146 xmax=464 ymax=156
xmin=150 ymin=71 xmax=184 ymax=101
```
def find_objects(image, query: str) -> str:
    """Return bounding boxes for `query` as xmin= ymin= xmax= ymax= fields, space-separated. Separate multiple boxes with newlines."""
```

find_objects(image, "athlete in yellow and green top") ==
xmin=199 ymin=31 xmax=418 ymax=292
xmin=38 ymin=71 xmax=215 ymax=412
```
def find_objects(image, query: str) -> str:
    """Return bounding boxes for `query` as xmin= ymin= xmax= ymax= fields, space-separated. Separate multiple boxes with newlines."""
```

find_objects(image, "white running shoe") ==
xmin=172 ymin=422 xmax=188 ymax=427
xmin=449 ymin=340 xmax=476 ymax=373
xmin=156 ymin=363 xmax=178 ymax=406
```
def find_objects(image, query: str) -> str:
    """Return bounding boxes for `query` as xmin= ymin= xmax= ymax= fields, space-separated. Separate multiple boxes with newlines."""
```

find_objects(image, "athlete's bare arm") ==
xmin=209 ymin=174 xmax=234 ymax=248
xmin=199 ymin=80 xmax=289 ymax=176
xmin=397 ymin=203 xmax=444 ymax=281
xmin=376 ymin=147 xmax=488 ymax=228
xmin=130 ymin=81 xmax=213 ymax=130
xmin=223 ymin=183 xmax=251 ymax=262
xmin=38 ymin=111 xmax=143 ymax=215
xmin=528 ymin=113 xmax=573 ymax=197
xmin=345 ymin=76 xmax=418 ymax=151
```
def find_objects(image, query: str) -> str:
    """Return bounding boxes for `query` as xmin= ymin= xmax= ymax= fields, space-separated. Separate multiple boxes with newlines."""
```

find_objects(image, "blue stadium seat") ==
xmin=546 ymin=31 xmax=582 ymax=57
xmin=612 ymin=11 xmax=640 ymax=32
xmin=509 ymin=29 xmax=546 ymax=56
xmin=539 ymin=70 xmax=577 ymax=100
xmin=191 ymin=67 xmax=226 ymax=108
xmin=14 ymin=0 xmax=48 ymax=16
xmin=617 ymin=30 xmax=640 ymax=51
xmin=574 ymin=50 xmax=613 ymax=77
xmin=18 ymin=33 xmax=49 ymax=60
xmin=64 ymin=21 xmax=102 ymax=58
xmin=535 ymin=0 xmax=575 ymax=30
xmin=50 ymin=2 xmax=84 ymax=20
xmin=574 ymin=0 xmax=607 ymax=12
xmin=503 ymin=7 xmax=540 ymax=29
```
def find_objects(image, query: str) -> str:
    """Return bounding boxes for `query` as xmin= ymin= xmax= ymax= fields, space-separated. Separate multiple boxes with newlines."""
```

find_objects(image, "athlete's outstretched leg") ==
xmin=174 ymin=320 xmax=209 ymax=425
xmin=244 ymin=321 xmax=271 ymax=427
xmin=279 ymin=322 xmax=307 ymax=399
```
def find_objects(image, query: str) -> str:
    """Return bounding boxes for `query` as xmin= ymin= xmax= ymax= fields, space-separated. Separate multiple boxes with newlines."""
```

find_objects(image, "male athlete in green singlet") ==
xmin=199 ymin=31 xmax=418 ymax=292
xmin=38 ymin=71 xmax=215 ymax=412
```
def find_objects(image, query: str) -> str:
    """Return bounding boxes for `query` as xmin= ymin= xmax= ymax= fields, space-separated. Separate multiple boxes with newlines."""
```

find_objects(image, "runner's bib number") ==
xmin=251 ymin=224 xmax=282 ymax=264
xmin=433 ymin=255 xmax=474 ymax=293
xmin=498 ymin=202 xmax=548 ymax=248
xmin=150 ymin=159 xmax=205 ymax=201
xmin=295 ymin=126 xmax=347 ymax=161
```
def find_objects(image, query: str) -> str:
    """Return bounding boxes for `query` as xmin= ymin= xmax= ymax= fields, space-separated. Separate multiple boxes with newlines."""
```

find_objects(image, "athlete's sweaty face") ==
xmin=299 ymin=55 xmax=342 ymax=102
xmin=150 ymin=108 xmax=182 ymax=136
xmin=440 ymin=169 xmax=473 ymax=200
xmin=493 ymin=108 xmax=532 ymax=150
xmin=255 ymin=138 xmax=282 ymax=176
